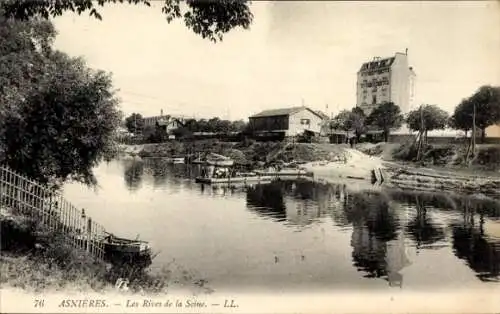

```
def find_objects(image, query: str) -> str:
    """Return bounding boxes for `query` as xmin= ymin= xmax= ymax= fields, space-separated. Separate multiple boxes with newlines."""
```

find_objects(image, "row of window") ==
xmin=363 ymin=91 xmax=387 ymax=100
xmin=362 ymin=87 xmax=388 ymax=93
xmin=360 ymin=79 xmax=389 ymax=88
xmin=360 ymin=68 xmax=390 ymax=76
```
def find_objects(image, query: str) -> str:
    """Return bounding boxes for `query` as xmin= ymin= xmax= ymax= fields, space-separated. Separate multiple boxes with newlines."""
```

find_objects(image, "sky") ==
xmin=52 ymin=1 xmax=500 ymax=121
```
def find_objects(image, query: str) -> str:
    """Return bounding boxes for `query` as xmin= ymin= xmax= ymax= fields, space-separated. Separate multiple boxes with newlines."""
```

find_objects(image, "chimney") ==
xmin=160 ymin=109 xmax=163 ymax=117
xmin=405 ymin=48 xmax=408 ymax=55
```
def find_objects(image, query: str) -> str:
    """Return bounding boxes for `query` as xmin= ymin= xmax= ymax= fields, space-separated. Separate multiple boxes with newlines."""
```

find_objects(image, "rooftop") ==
xmin=359 ymin=56 xmax=396 ymax=72
xmin=249 ymin=106 xmax=308 ymax=118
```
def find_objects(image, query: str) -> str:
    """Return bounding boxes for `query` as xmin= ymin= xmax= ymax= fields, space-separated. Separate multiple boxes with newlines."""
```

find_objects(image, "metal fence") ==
xmin=0 ymin=165 xmax=106 ymax=261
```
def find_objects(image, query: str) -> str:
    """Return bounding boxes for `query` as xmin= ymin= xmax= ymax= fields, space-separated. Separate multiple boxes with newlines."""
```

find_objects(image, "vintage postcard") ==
xmin=1 ymin=0 xmax=499 ymax=313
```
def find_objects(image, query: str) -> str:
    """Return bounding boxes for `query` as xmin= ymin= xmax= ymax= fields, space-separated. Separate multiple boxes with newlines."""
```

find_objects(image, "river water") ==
xmin=63 ymin=158 xmax=500 ymax=293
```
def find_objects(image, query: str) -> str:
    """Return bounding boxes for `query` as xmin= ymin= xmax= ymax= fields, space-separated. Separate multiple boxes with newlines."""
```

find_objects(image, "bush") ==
xmin=474 ymin=146 xmax=500 ymax=169
xmin=422 ymin=145 xmax=456 ymax=165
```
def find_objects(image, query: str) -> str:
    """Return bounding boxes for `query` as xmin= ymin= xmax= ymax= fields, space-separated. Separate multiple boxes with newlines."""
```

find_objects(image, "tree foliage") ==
xmin=350 ymin=107 xmax=366 ymax=138
xmin=124 ymin=113 xmax=144 ymax=134
xmin=331 ymin=108 xmax=367 ymax=140
xmin=331 ymin=110 xmax=353 ymax=132
xmin=1 ymin=0 xmax=253 ymax=43
xmin=0 ymin=15 xmax=121 ymax=188
xmin=406 ymin=104 xmax=449 ymax=133
xmin=450 ymin=85 xmax=500 ymax=140
xmin=366 ymin=102 xmax=403 ymax=142
xmin=183 ymin=117 xmax=247 ymax=133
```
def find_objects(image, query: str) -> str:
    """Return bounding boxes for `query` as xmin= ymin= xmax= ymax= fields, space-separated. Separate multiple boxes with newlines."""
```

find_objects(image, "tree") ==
xmin=124 ymin=113 xmax=144 ymax=135
xmin=229 ymin=119 xmax=247 ymax=132
xmin=1 ymin=0 xmax=253 ymax=43
xmin=350 ymin=107 xmax=367 ymax=141
xmin=0 ymin=15 xmax=121 ymax=188
xmin=406 ymin=104 xmax=449 ymax=143
xmin=448 ymin=100 xmax=471 ymax=136
xmin=366 ymin=102 xmax=403 ymax=142
xmin=450 ymin=86 xmax=500 ymax=143
xmin=331 ymin=110 xmax=353 ymax=141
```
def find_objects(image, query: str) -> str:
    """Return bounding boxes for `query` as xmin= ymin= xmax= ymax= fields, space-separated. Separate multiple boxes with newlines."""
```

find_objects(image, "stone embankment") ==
xmin=300 ymin=147 xmax=500 ymax=198
xmin=382 ymin=165 xmax=500 ymax=197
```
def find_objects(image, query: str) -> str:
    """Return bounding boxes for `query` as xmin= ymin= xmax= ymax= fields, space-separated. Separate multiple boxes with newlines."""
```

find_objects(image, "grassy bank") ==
xmin=134 ymin=139 xmax=349 ymax=165
xmin=358 ymin=142 xmax=500 ymax=174
xmin=0 ymin=206 xmax=210 ymax=294
xmin=356 ymin=142 xmax=500 ymax=197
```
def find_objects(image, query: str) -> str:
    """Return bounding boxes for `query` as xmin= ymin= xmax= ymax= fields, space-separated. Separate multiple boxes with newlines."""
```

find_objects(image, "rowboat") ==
xmin=102 ymin=233 xmax=152 ymax=265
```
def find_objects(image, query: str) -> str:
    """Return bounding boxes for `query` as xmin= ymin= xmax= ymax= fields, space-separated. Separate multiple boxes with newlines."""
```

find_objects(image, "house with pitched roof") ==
xmin=248 ymin=106 xmax=326 ymax=139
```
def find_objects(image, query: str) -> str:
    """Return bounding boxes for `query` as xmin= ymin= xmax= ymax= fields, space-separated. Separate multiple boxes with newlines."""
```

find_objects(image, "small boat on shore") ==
xmin=102 ymin=233 xmax=152 ymax=266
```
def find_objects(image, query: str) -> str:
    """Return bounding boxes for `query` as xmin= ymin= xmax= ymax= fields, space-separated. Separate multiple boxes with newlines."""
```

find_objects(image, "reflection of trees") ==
xmin=246 ymin=183 xmax=287 ymax=222
xmin=348 ymin=192 xmax=400 ymax=279
xmin=123 ymin=160 xmax=144 ymax=191
xmin=451 ymin=204 xmax=500 ymax=282
xmin=405 ymin=195 xmax=446 ymax=249
xmin=245 ymin=179 xmax=343 ymax=226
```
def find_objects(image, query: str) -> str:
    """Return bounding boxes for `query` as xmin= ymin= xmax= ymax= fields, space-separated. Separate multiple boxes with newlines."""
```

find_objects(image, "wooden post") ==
xmin=472 ymin=103 xmax=476 ymax=158
xmin=416 ymin=105 xmax=424 ymax=161
xmin=86 ymin=217 xmax=92 ymax=253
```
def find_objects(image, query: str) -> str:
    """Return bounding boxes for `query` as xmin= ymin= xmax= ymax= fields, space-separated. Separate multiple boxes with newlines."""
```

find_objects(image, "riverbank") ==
xmin=124 ymin=140 xmax=351 ymax=165
xmin=357 ymin=142 xmax=500 ymax=173
xmin=120 ymin=140 xmax=500 ymax=198
xmin=0 ymin=206 xmax=211 ymax=295
xmin=356 ymin=142 xmax=500 ymax=197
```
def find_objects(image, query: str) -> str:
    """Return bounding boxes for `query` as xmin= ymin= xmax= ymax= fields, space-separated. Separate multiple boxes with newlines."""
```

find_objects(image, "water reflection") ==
xmin=451 ymin=213 xmax=500 ymax=282
xmin=121 ymin=159 xmax=500 ymax=285
xmin=405 ymin=195 xmax=446 ymax=249
xmin=123 ymin=159 xmax=144 ymax=191
xmin=246 ymin=183 xmax=287 ymax=222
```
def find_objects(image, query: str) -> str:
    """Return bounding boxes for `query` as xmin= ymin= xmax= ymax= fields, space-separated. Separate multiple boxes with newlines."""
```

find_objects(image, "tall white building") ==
xmin=356 ymin=51 xmax=416 ymax=116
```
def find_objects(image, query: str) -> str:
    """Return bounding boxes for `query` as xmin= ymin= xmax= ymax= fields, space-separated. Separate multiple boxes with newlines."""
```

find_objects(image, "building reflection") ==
xmin=347 ymin=192 xmax=409 ymax=287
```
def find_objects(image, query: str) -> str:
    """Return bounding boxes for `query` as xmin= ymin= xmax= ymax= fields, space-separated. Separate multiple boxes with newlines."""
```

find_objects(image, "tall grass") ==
xmin=1 ymin=206 xmax=212 ymax=295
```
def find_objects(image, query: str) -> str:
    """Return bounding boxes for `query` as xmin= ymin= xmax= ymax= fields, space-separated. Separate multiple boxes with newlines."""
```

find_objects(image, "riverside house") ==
xmin=248 ymin=106 xmax=326 ymax=140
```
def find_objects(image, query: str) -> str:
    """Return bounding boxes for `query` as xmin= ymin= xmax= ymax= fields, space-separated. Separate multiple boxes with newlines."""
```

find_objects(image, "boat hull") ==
xmin=195 ymin=170 xmax=312 ymax=184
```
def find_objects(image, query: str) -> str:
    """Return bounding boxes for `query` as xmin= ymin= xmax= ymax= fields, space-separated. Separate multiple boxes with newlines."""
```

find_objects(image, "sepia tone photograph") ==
xmin=0 ymin=0 xmax=499 ymax=313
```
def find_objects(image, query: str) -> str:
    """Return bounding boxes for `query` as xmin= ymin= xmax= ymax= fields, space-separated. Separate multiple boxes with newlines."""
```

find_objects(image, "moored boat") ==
xmin=102 ymin=233 xmax=152 ymax=266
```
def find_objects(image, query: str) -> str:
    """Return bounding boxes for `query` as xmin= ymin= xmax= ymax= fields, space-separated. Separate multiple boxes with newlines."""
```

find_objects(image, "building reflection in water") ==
xmin=347 ymin=192 xmax=410 ymax=287
xmin=122 ymin=161 xmax=500 ymax=284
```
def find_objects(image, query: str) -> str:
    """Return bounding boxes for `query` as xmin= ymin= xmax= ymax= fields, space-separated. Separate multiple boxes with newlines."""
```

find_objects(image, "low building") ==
xmin=156 ymin=117 xmax=185 ymax=134
xmin=248 ymin=106 xmax=326 ymax=139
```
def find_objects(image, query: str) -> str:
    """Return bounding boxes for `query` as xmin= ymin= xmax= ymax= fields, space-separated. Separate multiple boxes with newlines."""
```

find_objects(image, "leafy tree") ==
xmin=448 ymin=100 xmax=471 ymax=136
xmin=0 ymin=15 xmax=121 ymax=188
xmin=350 ymin=107 xmax=366 ymax=140
xmin=406 ymin=104 xmax=449 ymax=142
xmin=366 ymin=102 xmax=403 ymax=142
xmin=331 ymin=110 xmax=353 ymax=140
xmin=229 ymin=119 xmax=247 ymax=132
xmin=450 ymin=86 xmax=500 ymax=142
xmin=124 ymin=113 xmax=144 ymax=134
xmin=1 ymin=0 xmax=253 ymax=43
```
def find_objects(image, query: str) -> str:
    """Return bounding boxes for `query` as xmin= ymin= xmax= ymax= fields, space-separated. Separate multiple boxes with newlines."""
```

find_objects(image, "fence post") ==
xmin=86 ymin=216 xmax=92 ymax=253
